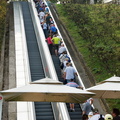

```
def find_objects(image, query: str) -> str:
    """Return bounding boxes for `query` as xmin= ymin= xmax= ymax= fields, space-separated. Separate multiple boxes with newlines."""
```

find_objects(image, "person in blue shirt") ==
xmin=39 ymin=7 xmax=44 ymax=12
xmin=66 ymin=79 xmax=83 ymax=112
xmin=50 ymin=24 xmax=57 ymax=36
xmin=82 ymin=98 xmax=94 ymax=115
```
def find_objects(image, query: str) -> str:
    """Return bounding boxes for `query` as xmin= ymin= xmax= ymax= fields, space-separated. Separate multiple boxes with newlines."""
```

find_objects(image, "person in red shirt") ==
xmin=46 ymin=35 xmax=53 ymax=54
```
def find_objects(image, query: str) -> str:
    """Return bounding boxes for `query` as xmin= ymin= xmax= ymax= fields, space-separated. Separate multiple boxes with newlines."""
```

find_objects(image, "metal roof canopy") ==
xmin=87 ymin=76 xmax=120 ymax=99
xmin=102 ymin=76 xmax=120 ymax=83
xmin=103 ymin=0 xmax=112 ymax=3
xmin=0 ymin=78 xmax=95 ymax=103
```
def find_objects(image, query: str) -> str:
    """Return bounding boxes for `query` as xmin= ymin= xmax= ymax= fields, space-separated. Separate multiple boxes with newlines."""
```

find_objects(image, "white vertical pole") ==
xmin=0 ymin=94 xmax=3 ymax=120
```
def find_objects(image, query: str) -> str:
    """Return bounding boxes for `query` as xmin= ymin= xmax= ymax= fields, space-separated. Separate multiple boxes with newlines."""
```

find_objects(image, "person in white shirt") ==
xmin=38 ymin=11 xmax=45 ymax=23
xmin=63 ymin=58 xmax=69 ymax=69
xmin=59 ymin=51 xmax=69 ymax=63
xmin=58 ymin=43 xmax=66 ymax=55
xmin=42 ymin=20 xmax=48 ymax=38
xmin=45 ymin=5 xmax=49 ymax=13
xmin=63 ymin=63 xmax=77 ymax=83
xmin=89 ymin=108 xmax=104 ymax=120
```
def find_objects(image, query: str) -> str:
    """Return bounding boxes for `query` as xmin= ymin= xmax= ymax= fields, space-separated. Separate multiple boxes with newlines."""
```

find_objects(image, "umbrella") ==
xmin=0 ymin=78 xmax=95 ymax=103
xmin=86 ymin=76 xmax=120 ymax=99
xmin=29 ymin=77 xmax=63 ymax=84
xmin=102 ymin=76 xmax=120 ymax=83
xmin=103 ymin=0 xmax=112 ymax=3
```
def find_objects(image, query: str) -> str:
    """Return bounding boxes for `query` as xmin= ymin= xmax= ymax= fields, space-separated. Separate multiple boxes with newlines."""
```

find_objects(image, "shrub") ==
xmin=0 ymin=0 xmax=7 ymax=52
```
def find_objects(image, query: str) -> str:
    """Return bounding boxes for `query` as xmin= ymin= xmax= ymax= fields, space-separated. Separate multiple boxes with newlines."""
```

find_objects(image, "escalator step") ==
xmin=36 ymin=116 xmax=54 ymax=120
xmin=36 ymin=112 xmax=53 ymax=116
xmin=35 ymin=109 xmax=53 ymax=112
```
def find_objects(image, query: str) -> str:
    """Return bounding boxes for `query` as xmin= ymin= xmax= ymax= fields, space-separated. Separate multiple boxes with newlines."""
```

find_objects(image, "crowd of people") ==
xmin=82 ymin=98 xmax=120 ymax=120
xmin=33 ymin=0 xmax=120 ymax=120
xmin=34 ymin=0 xmax=62 ymax=56
xmin=82 ymin=107 xmax=120 ymax=120
xmin=34 ymin=0 xmax=79 ymax=85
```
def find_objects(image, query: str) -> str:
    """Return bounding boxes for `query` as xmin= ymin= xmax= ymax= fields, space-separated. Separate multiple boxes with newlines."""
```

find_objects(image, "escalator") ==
xmin=49 ymin=4 xmax=83 ymax=119
xmin=20 ymin=1 xmax=82 ymax=119
xmin=35 ymin=102 xmax=54 ymax=120
xmin=66 ymin=103 xmax=82 ymax=120
xmin=20 ymin=1 xmax=55 ymax=120
xmin=51 ymin=53 xmax=83 ymax=120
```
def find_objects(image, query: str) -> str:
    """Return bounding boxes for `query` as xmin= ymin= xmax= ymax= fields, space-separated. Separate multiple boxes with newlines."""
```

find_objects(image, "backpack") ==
xmin=65 ymin=55 xmax=71 ymax=62
xmin=99 ymin=114 xmax=104 ymax=120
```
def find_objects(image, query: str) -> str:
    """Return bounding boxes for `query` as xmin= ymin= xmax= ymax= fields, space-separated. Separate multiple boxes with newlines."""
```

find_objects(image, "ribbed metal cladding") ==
xmin=20 ymin=2 xmax=55 ymax=120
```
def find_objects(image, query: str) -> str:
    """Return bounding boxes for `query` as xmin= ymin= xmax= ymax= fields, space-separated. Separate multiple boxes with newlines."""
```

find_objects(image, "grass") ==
xmin=56 ymin=4 xmax=112 ymax=82
xmin=56 ymin=4 xmax=120 ymax=110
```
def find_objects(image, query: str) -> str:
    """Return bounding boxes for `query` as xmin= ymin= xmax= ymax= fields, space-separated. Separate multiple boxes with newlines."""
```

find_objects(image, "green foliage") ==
xmin=50 ymin=0 xmax=57 ymax=3
xmin=106 ymin=99 xmax=120 ymax=110
xmin=57 ymin=4 xmax=120 ymax=79
xmin=0 ymin=0 xmax=7 ymax=52
xmin=56 ymin=3 xmax=120 ymax=109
